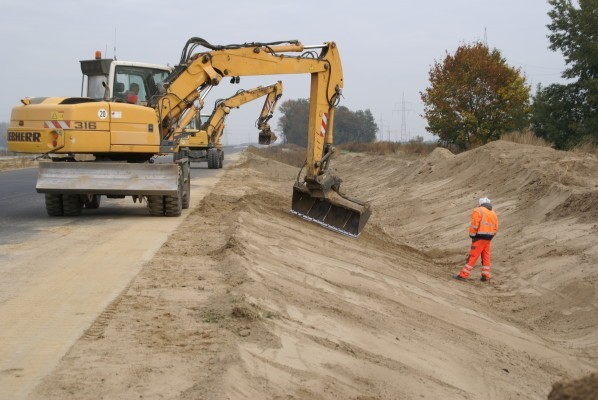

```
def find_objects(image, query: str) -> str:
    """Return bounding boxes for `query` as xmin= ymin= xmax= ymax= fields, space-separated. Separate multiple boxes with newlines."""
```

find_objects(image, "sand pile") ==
xmin=31 ymin=142 xmax=598 ymax=399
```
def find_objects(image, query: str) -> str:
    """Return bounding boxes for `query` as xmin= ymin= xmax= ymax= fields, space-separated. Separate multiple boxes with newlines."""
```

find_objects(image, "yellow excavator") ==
xmin=176 ymin=81 xmax=283 ymax=169
xmin=7 ymin=38 xmax=371 ymax=236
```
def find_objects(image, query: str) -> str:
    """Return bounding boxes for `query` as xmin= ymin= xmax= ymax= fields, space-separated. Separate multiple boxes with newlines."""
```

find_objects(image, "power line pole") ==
xmin=392 ymin=93 xmax=414 ymax=142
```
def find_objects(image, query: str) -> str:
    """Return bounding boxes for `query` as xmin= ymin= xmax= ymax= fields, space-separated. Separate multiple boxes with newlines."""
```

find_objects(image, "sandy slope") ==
xmin=31 ymin=141 xmax=598 ymax=399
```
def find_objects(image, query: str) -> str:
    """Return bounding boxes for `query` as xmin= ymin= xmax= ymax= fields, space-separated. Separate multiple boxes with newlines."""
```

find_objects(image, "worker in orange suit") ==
xmin=454 ymin=197 xmax=499 ymax=282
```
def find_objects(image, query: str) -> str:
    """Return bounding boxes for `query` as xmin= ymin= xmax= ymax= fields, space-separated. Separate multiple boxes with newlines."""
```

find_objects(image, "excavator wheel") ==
xmin=45 ymin=194 xmax=63 ymax=216
xmin=148 ymin=168 xmax=183 ymax=217
xmin=163 ymin=189 xmax=182 ymax=216
xmin=207 ymin=148 xmax=219 ymax=169
xmin=218 ymin=150 xmax=223 ymax=169
xmin=62 ymin=194 xmax=83 ymax=216
xmin=181 ymin=162 xmax=191 ymax=210
xmin=147 ymin=195 xmax=165 ymax=216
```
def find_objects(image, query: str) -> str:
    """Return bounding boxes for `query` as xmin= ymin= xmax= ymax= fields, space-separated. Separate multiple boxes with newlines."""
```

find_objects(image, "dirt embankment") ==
xmin=0 ymin=156 xmax=37 ymax=171
xmin=31 ymin=141 xmax=598 ymax=399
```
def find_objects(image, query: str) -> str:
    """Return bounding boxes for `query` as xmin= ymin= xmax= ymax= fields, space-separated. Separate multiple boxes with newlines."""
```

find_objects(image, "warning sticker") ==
xmin=50 ymin=111 xmax=64 ymax=120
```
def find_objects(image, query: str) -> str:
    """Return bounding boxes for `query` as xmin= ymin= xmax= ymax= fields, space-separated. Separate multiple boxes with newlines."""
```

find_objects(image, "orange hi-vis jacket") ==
xmin=469 ymin=205 xmax=498 ymax=240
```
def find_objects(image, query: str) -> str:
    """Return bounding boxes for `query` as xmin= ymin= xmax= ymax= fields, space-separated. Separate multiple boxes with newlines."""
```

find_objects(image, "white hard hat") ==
xmin=479 ymin=197 xmax=491 ymax=205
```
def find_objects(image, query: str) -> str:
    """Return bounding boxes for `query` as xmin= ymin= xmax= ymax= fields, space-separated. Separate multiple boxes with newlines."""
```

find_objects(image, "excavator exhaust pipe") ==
xmin=291 ymin=182 xmax=371 ymax=237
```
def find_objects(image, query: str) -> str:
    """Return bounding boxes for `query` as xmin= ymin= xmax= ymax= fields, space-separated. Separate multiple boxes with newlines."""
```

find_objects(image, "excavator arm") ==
xmin=254 ymin=83 xmax=282 ymax=145
xmin=174 ymin=81 xmax=283 ymax=169
xmin=157 ymin=39 xmax=370 ymax=236
xmin=157 ymin=39 xmax=341 ymax=179
xmin=204 ymin=81 xmax=283 ymax=146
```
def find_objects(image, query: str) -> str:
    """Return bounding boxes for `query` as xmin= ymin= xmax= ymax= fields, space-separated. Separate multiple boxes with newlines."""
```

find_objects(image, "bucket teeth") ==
xmin=291 ymin=184 xmax=371 ymax=237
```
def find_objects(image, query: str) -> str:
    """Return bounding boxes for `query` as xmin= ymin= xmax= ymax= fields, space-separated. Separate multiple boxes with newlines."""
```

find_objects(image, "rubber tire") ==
xmin=218 ymin=150 xmax=223 ymax=169
xmin=147 ymin=195 xmax=165 ymax=216
xmin=147 ymin=168 xmax=182 ymax=217
xmin=62 ymin=194 xmax=83 ymax=216
xmin=83 ymin=195 xmax=101 ymax=209
xmin=163 ymin=174 xmax=182 ymax=217
xmin=181 ymin=162 xmax=190 ymax=210
xmin=45 ymin=193 xmax=63 ymax=216
xmin=207 ymin=148 xmax=218 ymax=169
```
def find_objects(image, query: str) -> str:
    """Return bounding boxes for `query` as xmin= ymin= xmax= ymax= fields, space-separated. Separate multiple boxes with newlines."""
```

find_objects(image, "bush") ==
xmin=501 ymin=129 xmax=552 ymax=147
xmin=246 ymin=145 xmax=305 ymax=167
xmin=338 ymin=141 xmax=437 ymax=156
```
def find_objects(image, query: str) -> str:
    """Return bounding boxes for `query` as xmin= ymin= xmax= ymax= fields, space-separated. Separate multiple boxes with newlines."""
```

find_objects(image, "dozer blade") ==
xmin=291 ymin=183 xmax=371 ymax=237
xmin=36 ymin=161 xmax=179 ymax=196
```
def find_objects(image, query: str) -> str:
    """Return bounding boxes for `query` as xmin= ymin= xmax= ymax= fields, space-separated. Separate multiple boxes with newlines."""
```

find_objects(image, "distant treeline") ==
xmin=277 ymin=99 xmax=379 ymax=146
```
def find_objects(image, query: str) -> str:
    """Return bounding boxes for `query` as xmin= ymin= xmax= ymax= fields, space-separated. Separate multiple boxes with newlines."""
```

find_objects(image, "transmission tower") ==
xmin=392 ymin=93 xmax=414 ymax=142
xmin=400 ymin=93 xmax=408 ymax=142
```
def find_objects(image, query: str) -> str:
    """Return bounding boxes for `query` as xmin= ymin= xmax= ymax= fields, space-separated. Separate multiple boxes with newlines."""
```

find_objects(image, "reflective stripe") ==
xmin=458 ymin=264 xmax=474 ymax=278
xmin=476 ymin=207 xmax=498 ymax=236
xmin=481 ymin=265 xmax=491 ymax=278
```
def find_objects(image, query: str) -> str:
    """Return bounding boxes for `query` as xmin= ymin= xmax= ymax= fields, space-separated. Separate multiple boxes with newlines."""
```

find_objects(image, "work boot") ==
xmin=453 ymin=274 xmax=467 ymax=281
xmin=480 ymin=275 xmax=490 ymax=282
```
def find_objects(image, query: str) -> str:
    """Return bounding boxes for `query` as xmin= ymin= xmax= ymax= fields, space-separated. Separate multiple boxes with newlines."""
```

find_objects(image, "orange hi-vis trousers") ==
xmin=458 ymin=239 xmax=492 ymax=279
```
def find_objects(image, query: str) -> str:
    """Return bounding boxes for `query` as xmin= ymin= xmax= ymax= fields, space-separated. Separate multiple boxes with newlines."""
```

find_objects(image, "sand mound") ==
xmin=548 ymin=372 xmax=598 ymax=400
xmin=31 ymin=142 xmax=598 ymax=399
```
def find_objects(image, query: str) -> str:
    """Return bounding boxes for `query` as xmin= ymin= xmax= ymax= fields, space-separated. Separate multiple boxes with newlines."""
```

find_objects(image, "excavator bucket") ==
xmin=35 ymin=161 xmax=179 ymax=195
xmin=291 ymin=183 xmax=371 ymax=237
xmin=258 ymin=130 xmax=277 ymax=145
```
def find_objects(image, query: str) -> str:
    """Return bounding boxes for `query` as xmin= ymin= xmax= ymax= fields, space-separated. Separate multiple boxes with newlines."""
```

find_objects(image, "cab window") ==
xmin=113 ymin=66 xmax=170 ymax=104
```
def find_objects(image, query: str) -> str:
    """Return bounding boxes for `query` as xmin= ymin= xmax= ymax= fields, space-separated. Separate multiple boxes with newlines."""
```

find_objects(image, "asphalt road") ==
xmin=0 ymin=146 xmax=245 ymax=245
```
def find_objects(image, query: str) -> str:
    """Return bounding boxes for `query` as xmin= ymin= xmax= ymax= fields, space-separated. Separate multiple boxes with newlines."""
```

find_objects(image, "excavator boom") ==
xmin=159 ymin=38 xmax=371 ymax=236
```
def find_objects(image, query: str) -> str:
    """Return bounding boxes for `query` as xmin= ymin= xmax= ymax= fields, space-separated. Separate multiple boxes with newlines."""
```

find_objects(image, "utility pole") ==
xmin=400 ymin=93 xmax=407 ymax=142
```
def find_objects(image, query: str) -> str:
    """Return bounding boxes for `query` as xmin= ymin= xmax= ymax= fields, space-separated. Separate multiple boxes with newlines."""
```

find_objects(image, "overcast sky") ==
xmin=0 ymin=0 xmax=568 ymax=144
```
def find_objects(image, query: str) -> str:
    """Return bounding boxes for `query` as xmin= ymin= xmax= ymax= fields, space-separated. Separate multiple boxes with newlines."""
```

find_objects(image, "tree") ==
xmin=547 ymin=0 xmax=598 ymax=83
xmin=420 ymin=42 xmax=531 ymax=150
xmin=531 ymin=0 xmax=597 ymax=149
xmin=333 ymin=106 xmax=378 ymax=144
xmin=277 ymin=99 xmax=378 ymax=146
xmin=531 ymin=83 xmax=591 ymax=149
xmin=278 ymin=99 xmax=310 ymax=146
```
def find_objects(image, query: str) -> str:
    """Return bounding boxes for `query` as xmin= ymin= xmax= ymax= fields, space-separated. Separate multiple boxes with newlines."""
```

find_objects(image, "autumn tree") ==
xmin=421 ymin=42 xmax=530 ymax=150
xmin=531 ymin=0 xmax=598 ymax=149
xmin=277 ymin=99 xmax=378 ymax=146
